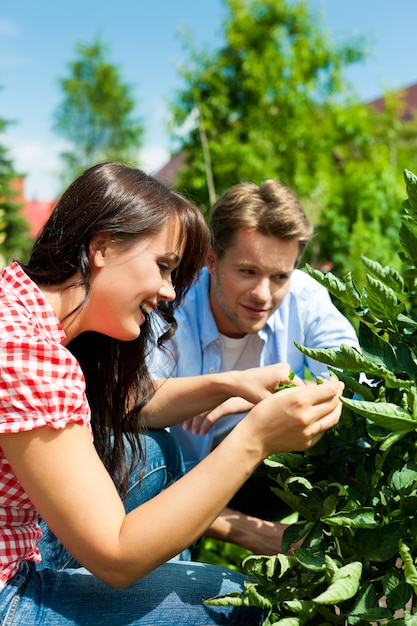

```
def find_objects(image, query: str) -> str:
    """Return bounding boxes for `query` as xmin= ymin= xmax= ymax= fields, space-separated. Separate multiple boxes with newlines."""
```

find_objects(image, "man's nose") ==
xmin=250 ymin=277 xmax=271 ymax=301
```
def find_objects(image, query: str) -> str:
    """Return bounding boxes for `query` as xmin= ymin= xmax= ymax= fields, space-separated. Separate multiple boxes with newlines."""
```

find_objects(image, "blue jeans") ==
xmin=1 ymin=559 xmax=264 ymax=625
xmin=0 ymin=429 xmax=265 ymax=625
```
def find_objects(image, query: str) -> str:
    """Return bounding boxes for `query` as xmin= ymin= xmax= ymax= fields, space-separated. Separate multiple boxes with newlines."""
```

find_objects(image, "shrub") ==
xmin=206 ymin=169 xmax=417 ymax=625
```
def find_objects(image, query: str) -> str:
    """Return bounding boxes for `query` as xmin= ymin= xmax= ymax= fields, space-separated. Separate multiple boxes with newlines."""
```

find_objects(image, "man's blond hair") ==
xmin=209 ymin=180 xmax=314 ymax=265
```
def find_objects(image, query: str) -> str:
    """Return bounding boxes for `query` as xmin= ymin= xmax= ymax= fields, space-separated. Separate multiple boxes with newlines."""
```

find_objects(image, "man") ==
xmin=151 ymin=179 xmax=358 ymax=551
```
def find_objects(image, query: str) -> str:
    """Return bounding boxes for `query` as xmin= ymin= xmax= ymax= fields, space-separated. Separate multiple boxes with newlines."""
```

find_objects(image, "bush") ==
xmin=205 ymin=169 xmax=417 ymax=624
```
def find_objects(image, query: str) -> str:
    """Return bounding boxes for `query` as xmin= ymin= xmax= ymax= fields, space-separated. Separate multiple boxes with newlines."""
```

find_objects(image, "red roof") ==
xmin=10 ymin=176 xmax=56 ymax=238
xmin=154 ymin=151 xmax=185 ymax=187
xmin=22 ymin=199 xmax=56 ymax=238
xmin=367 ymin=81 xmax=417 ymax=120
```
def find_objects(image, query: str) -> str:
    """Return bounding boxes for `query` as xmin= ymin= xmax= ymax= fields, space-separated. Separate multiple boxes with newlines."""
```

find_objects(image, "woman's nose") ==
xmin=159 ymin=278 xmax=176 ymax=302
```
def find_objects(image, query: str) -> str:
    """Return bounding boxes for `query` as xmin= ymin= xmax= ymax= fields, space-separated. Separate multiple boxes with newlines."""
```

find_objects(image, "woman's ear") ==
xmin=206 ymin=247 xmax=217 ymax=275
xmin=90 ymin=233 xmax=112 ymax=268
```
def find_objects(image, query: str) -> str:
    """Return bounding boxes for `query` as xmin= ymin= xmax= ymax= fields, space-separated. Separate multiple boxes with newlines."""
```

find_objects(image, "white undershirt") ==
xmin=211 ymin=333 xmax=263 ymax=448
xmin=219 ymin=332 xmax=262 ymax=372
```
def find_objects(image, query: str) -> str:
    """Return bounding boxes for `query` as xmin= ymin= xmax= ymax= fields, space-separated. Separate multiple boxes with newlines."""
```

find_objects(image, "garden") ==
xmin=204 ymin=169 xmax=417 ymax=625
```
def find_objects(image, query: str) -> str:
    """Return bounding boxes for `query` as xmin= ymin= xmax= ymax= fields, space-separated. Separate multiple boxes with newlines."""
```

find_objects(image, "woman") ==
xmin=0 ymin=162 xmax=343 ymax=625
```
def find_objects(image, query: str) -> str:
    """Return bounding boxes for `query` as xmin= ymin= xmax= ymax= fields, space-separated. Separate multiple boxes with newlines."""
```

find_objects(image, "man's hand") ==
xmin=205 ymin=506 xmax=302 ymax=555
xmin=182 ymin=364 xmax=305 ymax=435
xmin=183 ymin=397 xmax=254 ymax=435
xmin=231 ymin=363 xmax=304 ymax=406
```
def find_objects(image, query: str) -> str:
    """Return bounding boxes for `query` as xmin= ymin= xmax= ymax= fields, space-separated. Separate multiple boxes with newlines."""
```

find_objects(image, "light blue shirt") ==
xmin=151 ymin=267 xmax=359 ymax=471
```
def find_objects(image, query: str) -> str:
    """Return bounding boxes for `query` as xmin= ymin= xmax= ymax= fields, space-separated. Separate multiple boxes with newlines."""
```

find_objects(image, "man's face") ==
xmin=207 ymin=227 xmax=299 ymax=338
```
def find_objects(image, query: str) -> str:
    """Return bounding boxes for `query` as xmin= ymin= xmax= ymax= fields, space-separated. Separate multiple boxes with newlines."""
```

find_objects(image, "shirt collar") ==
xmin=1 ymin=261 xmax=66 ymax=343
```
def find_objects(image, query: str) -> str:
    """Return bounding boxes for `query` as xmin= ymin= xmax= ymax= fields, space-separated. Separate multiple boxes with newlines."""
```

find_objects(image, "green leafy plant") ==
xmin=191 ymin=537 xmax=252 ymax=572
xmin=275 ymin=369 xmax=297 ymax=391
xmin=205 ymin=169 xmax=417 ymax=624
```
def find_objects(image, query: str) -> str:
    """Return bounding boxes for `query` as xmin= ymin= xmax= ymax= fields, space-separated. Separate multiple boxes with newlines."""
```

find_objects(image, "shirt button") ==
xmin=209 ymin=367 xmax=215 ymax=373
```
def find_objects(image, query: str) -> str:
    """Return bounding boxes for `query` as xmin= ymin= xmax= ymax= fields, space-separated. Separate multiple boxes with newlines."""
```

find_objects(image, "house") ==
xmin=367 ymin=81 xmax=417 ymax=121
xmin=154 ymin=150 xmax=185 ymax=187
xmin=10 ymin=176 xmax=56 ymax=239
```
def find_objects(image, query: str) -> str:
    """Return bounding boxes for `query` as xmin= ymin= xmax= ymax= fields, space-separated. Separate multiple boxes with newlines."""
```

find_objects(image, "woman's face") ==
xmin=82 ymin=217 xmax=184 ymax=341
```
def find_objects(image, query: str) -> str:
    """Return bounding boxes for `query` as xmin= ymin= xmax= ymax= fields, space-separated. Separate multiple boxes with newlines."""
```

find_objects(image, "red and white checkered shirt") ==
xmin=0 ymin=262 xmax=91 ymax=588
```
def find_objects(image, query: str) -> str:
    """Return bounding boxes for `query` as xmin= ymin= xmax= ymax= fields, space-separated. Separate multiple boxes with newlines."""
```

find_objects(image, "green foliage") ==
xmin=205 ymin=170 xmax=417 ymax=624
xmin=191 ymin=537 xmax=251 ymax=572
xmin=0 ymin=117 xmax=31 ymax=263
xmin=275 ymin=369 xmax=297 ymax=391
xmin=169 ymin=0 xmax=404 ymax=278
xmin=54 ymin=37 xmax=144 ymax=186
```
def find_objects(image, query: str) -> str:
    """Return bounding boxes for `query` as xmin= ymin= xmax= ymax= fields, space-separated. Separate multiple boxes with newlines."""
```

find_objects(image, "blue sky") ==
xmin=1 ymin=0 xmax=417 ymax=199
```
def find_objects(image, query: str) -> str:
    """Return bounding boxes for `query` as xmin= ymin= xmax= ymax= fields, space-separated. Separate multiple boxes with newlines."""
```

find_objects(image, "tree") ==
xmin=169 ymin=0 xmax=403 ymax=278
xmin=0 ymin=117 xmax=32 ymax=265
xmin=54 ymin=38 xmax=144 ymax=185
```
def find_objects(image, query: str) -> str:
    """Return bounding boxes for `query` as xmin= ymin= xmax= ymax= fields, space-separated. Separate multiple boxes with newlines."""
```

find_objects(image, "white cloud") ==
xmin=8 ymin=140 xmax=63 ymax=200
xmin=7 ymin=138 xmax=171 ymax=199
xmin=139 ymin=145 xmax=170 ymax=174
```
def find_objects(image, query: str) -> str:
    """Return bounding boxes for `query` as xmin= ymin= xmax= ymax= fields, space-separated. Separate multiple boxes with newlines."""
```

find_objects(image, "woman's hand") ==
xmin=240 ymin=376 xmax=344 ymax=459
xmin=144 ymin=362 xmax=303 ymax=429
xmin=182 ymin=365 xmax=304 ymax=435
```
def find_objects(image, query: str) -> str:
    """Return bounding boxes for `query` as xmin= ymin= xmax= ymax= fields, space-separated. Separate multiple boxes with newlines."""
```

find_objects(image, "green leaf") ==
xmin=349 ymin=607 xmax=392 ymax=621
xmin=281 ymin=599 xmax=317 ymax=623
xmin=313 ymin=561 xmax=362 ymax=604
xmin=354 ymin=522 xmax=405 ymax=562
xmin=293 ymin=548 xmax=326 ymax=572
xmin=265 ymin=453 xmax=305 ymax=471
xmin=305 ymin=264 xmax=361 ymax=308
xmin=203 ymin=591 xmax=246 ymax=607
xmin=399 ymin=221 xmax=417 ymax=268
xmin=242 ymin=553 xmax=297 ymax=582
xmin=383 ymin=568 xmax=412 ymax=612
xmin=365 ymin=275 xmax=402 ymax=321
xmin=341 ymin=398 xmax=417 ymax=432
xmin=275 ymin=369 xmax=297 ymax=391
xmin=399 ymin=541 xmax=417 ymax=594
xmin=389 ymin=464 xmax=417 ymax=493
xmin=281 ymin=521 xmax=312 ymax=555
xmin=379 ymin=428 xmax=409 ymax=451
xmin=331 ymin=368 xmax=375 ymax=401
xmin=321 ymin=507 xmax=377 ymax=529
xmin=393 ymin=342 xmax=417 ymax=379
xmin=348 ymin=581 xmax=378 ymax=622
xmin=404 ymin=169 xmax=417 ymax=215
xmin=358 ymin=322 xmax=398 ymax=372
xmin=272 ymin=618 xmax=301 ymax=626
xmin=361 ymin=256 xmax=405 ymax=292
xmin=397 ymin=313 xmax=417 ymax=329
xmin=296 ymin=342 xmax=413 ymax=388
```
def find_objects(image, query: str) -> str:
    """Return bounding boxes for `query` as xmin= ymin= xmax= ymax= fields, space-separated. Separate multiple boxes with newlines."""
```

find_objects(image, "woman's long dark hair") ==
xmin=21 ymin=162 xmax=208 ymax=498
